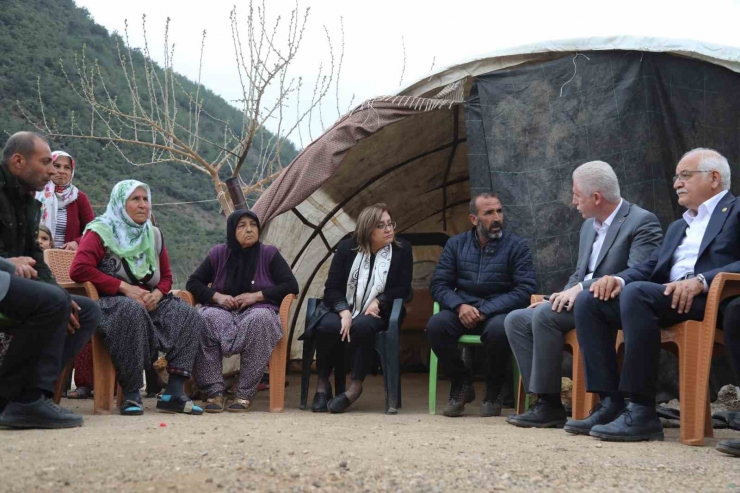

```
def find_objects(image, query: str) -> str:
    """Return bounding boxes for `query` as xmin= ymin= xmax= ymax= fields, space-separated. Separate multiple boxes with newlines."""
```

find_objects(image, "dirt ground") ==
xmin=1 ymin=373 xmax=739 ymax=493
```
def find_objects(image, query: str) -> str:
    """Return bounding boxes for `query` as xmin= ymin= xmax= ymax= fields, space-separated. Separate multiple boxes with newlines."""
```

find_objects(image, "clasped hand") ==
xmin=119 ymin=282 xmax=162 ymax=311
xmin=213 ymin=291 xmax=261 ymax=310
xmin=457 ymin=304 xmax=484 ymax=329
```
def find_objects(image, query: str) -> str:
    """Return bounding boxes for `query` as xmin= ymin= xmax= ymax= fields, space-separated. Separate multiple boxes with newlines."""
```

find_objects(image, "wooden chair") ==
xmin=612 ymin=272 xmax=740 ymax=446
xmin=46 ymin=249 xmax=195 ymax=414
xmin=267 ymin=293 xmax=296 ymax=412
xmin=515 ymin=295 xmax=597 ymax=419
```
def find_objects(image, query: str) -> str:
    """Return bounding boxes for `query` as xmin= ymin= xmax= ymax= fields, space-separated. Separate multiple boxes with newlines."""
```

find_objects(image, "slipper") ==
xmin=203 ymin=394 xmax=225 ymax=414
xmin=156 ymin=394 xmax=203 ymax=415
xmin=120 ymin=399 xmax=144 ymax=416
xmin=67 ymin=386 xmax=92 ymax=399
xmin=327 ymin=390 xmax=361 ymax=414
xmin=227 ymin=398 xmax=252 ymax=413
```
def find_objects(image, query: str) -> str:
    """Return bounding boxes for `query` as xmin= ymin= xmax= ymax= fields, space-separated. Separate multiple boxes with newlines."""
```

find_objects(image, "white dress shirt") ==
xmin=669 ymin=190 xmax=728 ymax=284
xmin=583 ymin=199 xmax=623 ymax=283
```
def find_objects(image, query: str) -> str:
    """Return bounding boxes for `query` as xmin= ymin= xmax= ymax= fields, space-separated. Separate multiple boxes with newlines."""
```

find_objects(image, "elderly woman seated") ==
xmin=187 ymin=210 xmax=298 ymax=413
xmin=70 ymin=180 xmax=206 ymax=416
xmin=303 ymin=203 xmax=413 ymax=413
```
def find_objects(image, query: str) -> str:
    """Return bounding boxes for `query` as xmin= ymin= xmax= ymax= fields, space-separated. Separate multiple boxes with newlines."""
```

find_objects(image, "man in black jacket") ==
xmin=0 ymin=132 xmax=100 ymax=429
xmin=427 ymin=193 xmax=536 ymax=417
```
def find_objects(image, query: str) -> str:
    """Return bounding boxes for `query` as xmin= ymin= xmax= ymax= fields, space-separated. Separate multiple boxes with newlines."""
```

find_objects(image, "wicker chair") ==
xmin=45 ymin=249 xmax=195 ymax=414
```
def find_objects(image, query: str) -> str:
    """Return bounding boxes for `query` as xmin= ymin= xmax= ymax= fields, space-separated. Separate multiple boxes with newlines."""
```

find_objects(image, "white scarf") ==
xmin=35 ymin=151 xmax=79 ymax=236
xmin=345 ymin=244 xmax=392 ymax=319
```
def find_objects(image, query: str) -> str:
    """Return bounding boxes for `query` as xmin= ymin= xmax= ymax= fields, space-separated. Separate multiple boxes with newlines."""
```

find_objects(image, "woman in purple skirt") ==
xmin=187 ymin=210 xmax=298 ymax=413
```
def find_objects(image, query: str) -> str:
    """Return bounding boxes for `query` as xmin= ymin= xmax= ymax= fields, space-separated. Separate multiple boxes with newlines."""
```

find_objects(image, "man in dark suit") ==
xmin=569 ymin=148 xmax=740 ymax=442
xmin=504 ymin=161 xmax=663 ymax=428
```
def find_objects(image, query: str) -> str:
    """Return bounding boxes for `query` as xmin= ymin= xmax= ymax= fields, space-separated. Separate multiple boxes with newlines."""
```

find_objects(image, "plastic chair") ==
xmin=45 ymin=249 xmax=196 ymax=414
xmin=428 ymin=302 xmax=526 ymax=414
xmin=299 ymin=297 xmax=404 ymax=414
xmin=612 ymin=272 xmax=740 ymax=446
xmin=514 ymin=295 xmax=596 ymax=419
xmin=267 ymin=294 xmax=296 ymax=412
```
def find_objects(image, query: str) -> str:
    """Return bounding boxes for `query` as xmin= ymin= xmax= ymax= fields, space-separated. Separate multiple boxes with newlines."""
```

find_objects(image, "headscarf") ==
xmin=85 ymin=180 xmax=157 ymax=280
xmin=223 ymin=210 xmax=261 ymax=296
xmin=36 ymin=151 xmax=80 ymax=235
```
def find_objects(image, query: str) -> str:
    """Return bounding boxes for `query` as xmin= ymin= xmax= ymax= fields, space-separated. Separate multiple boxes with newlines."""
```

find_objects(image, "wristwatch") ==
xmin=696 ymin=273 xmax=706 ymax=288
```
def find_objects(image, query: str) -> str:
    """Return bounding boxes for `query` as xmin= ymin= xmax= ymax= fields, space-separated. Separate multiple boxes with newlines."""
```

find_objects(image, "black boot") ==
xmin=506 ymin=397 xmax=567 ymax=428
xmin=589 ymin=402 xmax=664 ymax=442
xmin=443 ymin=379 xmax=475 ymax=417
xmin=564 ymin=396 xmax=626 ymax=435
xmin=480 ymin=382 xmax=503 ymax=417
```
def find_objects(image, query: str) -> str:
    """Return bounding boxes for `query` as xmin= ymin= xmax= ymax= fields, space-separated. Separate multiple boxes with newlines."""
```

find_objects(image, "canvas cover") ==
xmin=466 ymin=50 xmax=740 ymax=294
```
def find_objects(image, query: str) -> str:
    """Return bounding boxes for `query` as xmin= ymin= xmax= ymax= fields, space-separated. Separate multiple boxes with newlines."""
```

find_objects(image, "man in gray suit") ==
xmin=503 ymin=160 xmax=663 ymax=428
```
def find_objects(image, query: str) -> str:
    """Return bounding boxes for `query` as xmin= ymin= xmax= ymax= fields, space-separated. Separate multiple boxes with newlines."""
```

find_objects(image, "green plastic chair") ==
xmin=428 ymin=302 xmax=529 ymax=414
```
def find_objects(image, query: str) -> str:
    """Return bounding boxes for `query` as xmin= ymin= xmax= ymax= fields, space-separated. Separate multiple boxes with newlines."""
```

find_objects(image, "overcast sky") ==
xmin=75 ymin=0 xmax=740 ymax=148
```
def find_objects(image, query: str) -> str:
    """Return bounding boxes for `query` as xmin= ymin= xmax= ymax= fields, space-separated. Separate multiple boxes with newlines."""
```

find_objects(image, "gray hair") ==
xmin=469 ymin=192 xmax=500 ymax=215
xmin=2 ymin=131 xmax=48 ymax=166
xmin=681 ymin=148 xmax=731 ymax=191
xmin=572 ymin=160 xmax=621 ymax=203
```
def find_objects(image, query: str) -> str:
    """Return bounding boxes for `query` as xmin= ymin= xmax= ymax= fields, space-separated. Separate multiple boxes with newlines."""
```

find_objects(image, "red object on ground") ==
xmin=159 ymin=423 xmax=167 ymax=427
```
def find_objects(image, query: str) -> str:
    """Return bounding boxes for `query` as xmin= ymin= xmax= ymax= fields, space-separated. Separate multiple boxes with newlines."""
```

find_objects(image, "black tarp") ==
xmin=466 ymin=50 xmax=740 ymax=294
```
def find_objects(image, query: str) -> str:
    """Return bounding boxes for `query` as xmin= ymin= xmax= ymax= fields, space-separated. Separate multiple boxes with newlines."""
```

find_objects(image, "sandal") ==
xmin=120 ymin=399 xmax=144 ymax=416
xmin=68 ymin=386 xmax=92 ymax=399
xmin=227 ymin=398 xmax=252 ymax=413
xmin=156 ymin=394 xmax=203 ymax=415
xmin=203 ymin=394 xmax=226 ymax=414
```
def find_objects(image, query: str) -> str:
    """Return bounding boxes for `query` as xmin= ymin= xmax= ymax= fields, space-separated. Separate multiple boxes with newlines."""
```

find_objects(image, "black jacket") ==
xmin=430 ymin=228 xmax=536 ymax=317
xmin=323 ymin=237 xmax=413 ymax=317
xmin=0 ymin=163 xmax=56 ymax=284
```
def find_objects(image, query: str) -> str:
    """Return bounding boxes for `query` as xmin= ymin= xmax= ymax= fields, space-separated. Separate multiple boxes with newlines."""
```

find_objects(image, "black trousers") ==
xmin=719 ymin=297 xmax=740 ymax=385
xmin=0 ymin=275 xmax=100 ymax=401
xmin=315 ymin=312 xmax=387 ymax=381
xmin=425 ymin=309 xmax=509 ymax=392
xmin=574 ymin=281 xmax=706 ymax=397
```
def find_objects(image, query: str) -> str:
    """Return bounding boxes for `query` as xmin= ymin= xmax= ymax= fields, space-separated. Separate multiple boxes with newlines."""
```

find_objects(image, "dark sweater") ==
xmin=323 ymin=237 xmax=413 ymax=318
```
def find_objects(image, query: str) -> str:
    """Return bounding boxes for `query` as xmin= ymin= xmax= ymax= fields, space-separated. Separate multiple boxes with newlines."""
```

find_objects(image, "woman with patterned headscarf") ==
xmin=70 ymin=180 xmax=206 ymax=416
xmin=35 ymin=150 xmax=94 ymax=251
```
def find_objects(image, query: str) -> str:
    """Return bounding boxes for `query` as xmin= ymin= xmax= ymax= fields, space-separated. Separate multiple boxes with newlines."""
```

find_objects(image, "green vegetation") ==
xmin=0 ymin=0 xmax=298 ymax=286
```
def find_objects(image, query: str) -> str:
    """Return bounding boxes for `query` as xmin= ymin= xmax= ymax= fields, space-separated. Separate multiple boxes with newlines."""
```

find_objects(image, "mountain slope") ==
xmin=0 ymin=0 xmax=298 ymax=286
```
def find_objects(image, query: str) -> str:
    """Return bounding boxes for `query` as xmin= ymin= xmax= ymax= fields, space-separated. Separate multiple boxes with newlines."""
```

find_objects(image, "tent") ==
xmin=252 ymin=36 xmax=740 ymax=360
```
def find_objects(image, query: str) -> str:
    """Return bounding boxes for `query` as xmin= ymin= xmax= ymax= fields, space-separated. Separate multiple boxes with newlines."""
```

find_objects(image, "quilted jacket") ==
xmin=430 ymin=228 xmax=536 ymax=317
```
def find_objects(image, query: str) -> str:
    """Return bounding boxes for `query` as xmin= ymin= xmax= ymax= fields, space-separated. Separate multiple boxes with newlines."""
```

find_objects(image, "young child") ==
xmin=37 ymin=224 xmax=53 ymax=251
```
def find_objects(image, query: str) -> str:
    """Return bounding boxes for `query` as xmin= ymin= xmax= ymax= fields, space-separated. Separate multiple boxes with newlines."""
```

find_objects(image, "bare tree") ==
xmin=18 ymin=1 xmax=342 ymax=213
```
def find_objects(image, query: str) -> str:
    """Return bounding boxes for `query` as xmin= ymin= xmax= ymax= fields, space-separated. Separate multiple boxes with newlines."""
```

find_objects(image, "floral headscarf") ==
xmin=36 ymin=151 xmax=79 ymax=237
xmin=85 ymin=180 xmax=157 ymax=280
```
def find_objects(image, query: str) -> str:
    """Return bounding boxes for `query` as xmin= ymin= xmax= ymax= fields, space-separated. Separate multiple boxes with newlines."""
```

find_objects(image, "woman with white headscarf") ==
xmin=70 ymin=180 xmax=206 ymax=416
xmin=35 ymin=150 xmax=94 ymax=251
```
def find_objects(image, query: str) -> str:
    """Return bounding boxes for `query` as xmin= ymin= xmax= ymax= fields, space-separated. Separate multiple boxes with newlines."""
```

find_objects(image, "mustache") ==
xmin=490 ymin=222 xmax=502 ymax=229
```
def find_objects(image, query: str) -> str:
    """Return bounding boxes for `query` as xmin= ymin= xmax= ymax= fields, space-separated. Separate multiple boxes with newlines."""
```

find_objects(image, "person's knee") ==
xmin=724 ymin=297 xmax=740 ymax=335
xmin=425 ymin=310 xmax=456 ymax=338
xmin=620 ymin=281 xmax=657 ymax=311
xmin=481 ymin=315 xmax=507 ymax=346
xmin=504 ymin=308 xmax=532 ymax=339
xmin=350 ymin=316 xmax=378 ymax=339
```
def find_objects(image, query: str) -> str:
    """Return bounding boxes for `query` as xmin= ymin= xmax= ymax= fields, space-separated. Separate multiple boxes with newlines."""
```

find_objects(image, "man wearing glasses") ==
xmin=427 ymin=193 xmax=537 ymax=417
xmin=569 ymin=148 xmax=740 ymax=445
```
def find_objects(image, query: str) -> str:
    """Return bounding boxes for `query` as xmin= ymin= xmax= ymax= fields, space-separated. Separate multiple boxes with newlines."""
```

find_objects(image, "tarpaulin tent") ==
xmin=252 ymin=36 xmax=740 ymax=360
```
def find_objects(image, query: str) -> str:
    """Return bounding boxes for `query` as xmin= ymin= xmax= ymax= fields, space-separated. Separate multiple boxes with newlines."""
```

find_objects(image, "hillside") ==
xmin=0 ymin=0 xmax=298 ymax=286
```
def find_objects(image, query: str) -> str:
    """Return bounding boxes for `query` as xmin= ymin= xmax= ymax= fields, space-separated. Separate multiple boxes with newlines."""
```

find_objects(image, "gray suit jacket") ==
xmin=0 ymin=256 xmax=15 ymax=303
xmin=565 ymin=200 xmax=663 ymax=290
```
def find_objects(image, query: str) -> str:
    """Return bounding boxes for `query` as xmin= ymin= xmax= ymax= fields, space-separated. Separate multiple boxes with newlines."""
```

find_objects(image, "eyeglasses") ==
xmin=375 ymin=221 xmax=397 ymax=231
xmin=673 ymin=170 xmax=709 ymax=183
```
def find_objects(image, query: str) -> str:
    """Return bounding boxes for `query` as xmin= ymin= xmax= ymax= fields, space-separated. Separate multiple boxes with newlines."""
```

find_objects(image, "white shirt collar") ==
xmin=683 ymin=190 xmax=728 ymax=224
xmin=594 ymin=199 xmax=623 ymax=231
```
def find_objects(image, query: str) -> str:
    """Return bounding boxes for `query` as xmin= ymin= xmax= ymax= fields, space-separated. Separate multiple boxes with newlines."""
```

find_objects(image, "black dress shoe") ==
xmin=443 ymin=380 xmax=475 ymax=417
xmin=589 ymin=402 xmax=664 ymax=442
xmin=0 ymin=396 xmax=83 ymax=429
xmin=311 ymin=388 xmax=333 ymax=413
xmin=327 ymin=390 xmax=361 ymax=414
xmin=717 ymin=439 xmax=740 ymax=456
xmin=507 ymin=399 xmax=567 ymax=428
xmin=564 ymin=397 xmax=626 ymax=435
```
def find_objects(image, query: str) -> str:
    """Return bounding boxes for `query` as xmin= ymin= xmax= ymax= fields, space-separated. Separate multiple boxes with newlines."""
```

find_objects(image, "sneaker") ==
xmin=506 ymin=399 xmax=567 ymax=428
xmin=443 ymin=380 xmax=475 ymax=417
xmin=0 ymin=396 xmax=83 ymax=429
